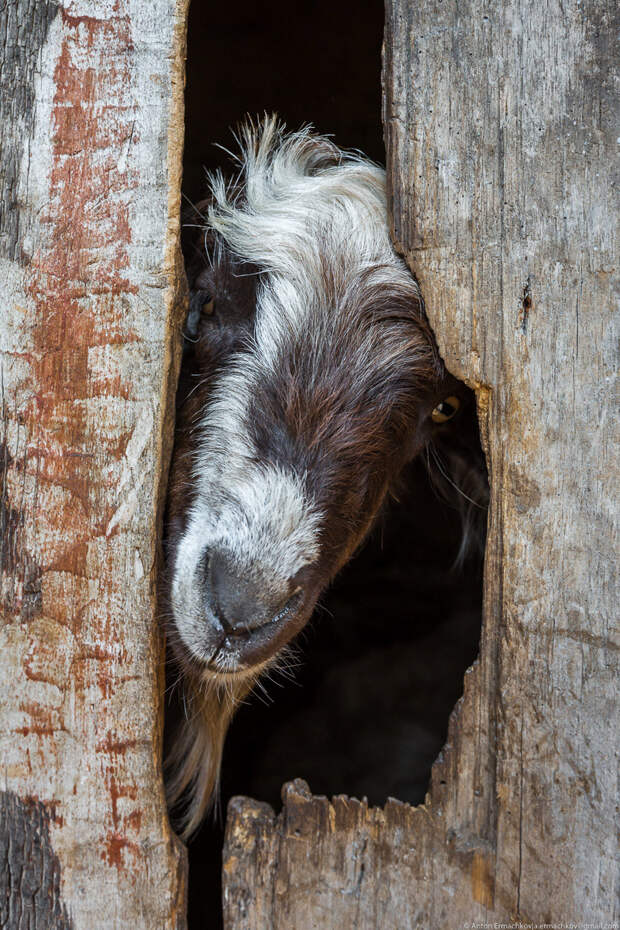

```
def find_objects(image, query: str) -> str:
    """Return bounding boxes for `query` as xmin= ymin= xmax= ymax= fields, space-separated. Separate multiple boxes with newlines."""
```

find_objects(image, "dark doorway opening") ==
xmin=172 ymin=2 xmax=487 ymax=928
xmin=182 ymin=0 xmax=385 ymax=200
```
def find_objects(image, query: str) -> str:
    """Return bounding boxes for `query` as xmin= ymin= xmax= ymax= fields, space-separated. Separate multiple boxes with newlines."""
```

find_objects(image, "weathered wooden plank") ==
xmin=222 ymin=0 xmax=618 ymax=925
xmin=223 ymin=780 xmax=442 ymax=929
xmin=0 ymin=1 xmax=189 ymax=926
xmin=384 ymin=0 xmax=618 ymax=919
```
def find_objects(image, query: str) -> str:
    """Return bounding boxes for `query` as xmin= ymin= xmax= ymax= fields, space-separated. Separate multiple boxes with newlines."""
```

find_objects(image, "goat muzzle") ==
xmin=204 ymin=550 xmax=311 ymax=670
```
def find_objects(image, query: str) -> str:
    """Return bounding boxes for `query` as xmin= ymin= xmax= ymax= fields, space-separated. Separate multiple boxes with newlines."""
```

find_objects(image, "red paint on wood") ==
xmin=103 ymin=833 xmax=142 ymax=870
xmin=96 ymin=731 xmax=140 ymax=755
xmin=17 ymin=701 xmax=67 ymax=738
xmin=103 ymin=771 xmax=142 ymax=870
xmin=13 ymin=4 xmax=153 ymax=878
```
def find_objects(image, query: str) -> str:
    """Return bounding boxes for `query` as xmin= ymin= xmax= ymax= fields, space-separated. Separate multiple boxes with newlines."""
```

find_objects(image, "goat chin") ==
xmin=165 ymin=670 xmax=254 ymax=839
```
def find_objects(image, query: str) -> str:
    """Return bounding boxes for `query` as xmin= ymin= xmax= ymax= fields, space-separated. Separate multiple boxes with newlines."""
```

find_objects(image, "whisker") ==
xmin=429 ymin=444 xmax=486 ymax=509
xmin=182 ymin=191 xmax=208 ymax=219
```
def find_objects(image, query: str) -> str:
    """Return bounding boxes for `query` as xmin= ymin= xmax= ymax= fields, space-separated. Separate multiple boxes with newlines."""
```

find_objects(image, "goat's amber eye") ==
xmin=202 ymin=298 xmax=215 ymax=316
xmin=431 ymin=395 xmax=461 ymax=423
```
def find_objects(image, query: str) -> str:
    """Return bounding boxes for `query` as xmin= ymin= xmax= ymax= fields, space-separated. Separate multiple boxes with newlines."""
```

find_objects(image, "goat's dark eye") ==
xmin=431 ymin=395 xmax=461 ymax=424
xmin=202 ymin=298 xmax=215 ymax=316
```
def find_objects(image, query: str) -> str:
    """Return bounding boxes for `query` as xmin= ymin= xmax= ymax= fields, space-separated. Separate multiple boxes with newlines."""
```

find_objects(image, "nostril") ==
xmin=206 ymin=549 xmax=305 ymax=635
xmin=206 ymin=549 xmax=242 ymax=631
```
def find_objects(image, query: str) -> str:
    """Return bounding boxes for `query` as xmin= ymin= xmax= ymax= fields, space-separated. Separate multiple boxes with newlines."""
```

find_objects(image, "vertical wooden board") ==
xmin=0 ymin=1 xmax=189 ymax=927
xmin=383 ymin=0 xmax=618 ymax=920
xmin=223 ymin=0 xmax=618 ymax=926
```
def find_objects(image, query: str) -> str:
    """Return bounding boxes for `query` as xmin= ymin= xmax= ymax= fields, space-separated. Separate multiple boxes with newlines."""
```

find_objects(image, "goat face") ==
xmin=164 ymin=120 xmax=475 ymax=832
xmin=167 ymin=120 xmax=465 ymax=682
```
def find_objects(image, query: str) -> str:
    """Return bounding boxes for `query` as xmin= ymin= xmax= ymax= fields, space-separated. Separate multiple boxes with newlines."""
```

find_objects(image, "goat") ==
xmin=164 ymin=116 xmax=487 ymax=838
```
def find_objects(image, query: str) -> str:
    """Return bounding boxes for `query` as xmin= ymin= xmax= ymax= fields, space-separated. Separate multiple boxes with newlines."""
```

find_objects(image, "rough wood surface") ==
xmin=222 ymin=0 xmax=618 ymax=925
xmin=0 ymin=1 xmax=189 ymax=926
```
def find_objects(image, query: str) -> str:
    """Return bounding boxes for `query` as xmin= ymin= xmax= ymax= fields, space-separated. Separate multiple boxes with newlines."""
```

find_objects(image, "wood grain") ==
xmin=222 ymin=0 xmax=618 ymax=925
xmin=0 ymin=1 xmax=189 ymax=926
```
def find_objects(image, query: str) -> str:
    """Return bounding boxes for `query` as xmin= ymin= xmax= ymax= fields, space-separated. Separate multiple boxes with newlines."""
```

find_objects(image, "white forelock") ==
xmin=208 ymin=116 xmax=396 ymax=278
xmin=207 ymin=116 xmax=416 ymax=369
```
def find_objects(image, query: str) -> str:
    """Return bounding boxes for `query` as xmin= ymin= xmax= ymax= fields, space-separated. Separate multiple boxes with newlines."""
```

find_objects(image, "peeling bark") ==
xmin=0 ymin=791 xmax=72 ymax=930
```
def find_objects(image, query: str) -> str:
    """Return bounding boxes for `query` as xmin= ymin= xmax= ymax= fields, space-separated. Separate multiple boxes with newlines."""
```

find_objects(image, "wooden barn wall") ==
xmin=0 ymin=1 xmax=189 ymax=927
xmin=222 ymin=0 xmax=618 ymax=926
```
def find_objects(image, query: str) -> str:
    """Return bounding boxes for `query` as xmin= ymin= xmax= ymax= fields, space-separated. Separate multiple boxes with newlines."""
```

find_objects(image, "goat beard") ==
xmin=165 ymin=666 xmax=258 ymax=840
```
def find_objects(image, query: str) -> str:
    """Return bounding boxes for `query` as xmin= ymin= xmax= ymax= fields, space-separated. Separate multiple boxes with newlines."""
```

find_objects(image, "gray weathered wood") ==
xmin=0 ymin=1 xmax=189 ymax=926
xmin=222 ymin=0 xmax=618 ymax=925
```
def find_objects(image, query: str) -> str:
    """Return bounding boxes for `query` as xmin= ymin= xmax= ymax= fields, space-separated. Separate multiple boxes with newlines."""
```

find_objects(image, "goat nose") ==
xmin=208 ymin=550 xmax=301 ymax=634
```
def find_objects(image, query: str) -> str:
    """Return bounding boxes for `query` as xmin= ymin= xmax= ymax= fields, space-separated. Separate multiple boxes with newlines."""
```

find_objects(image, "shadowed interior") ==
xmin=170 ymin=1 xmax=486 ymax=926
